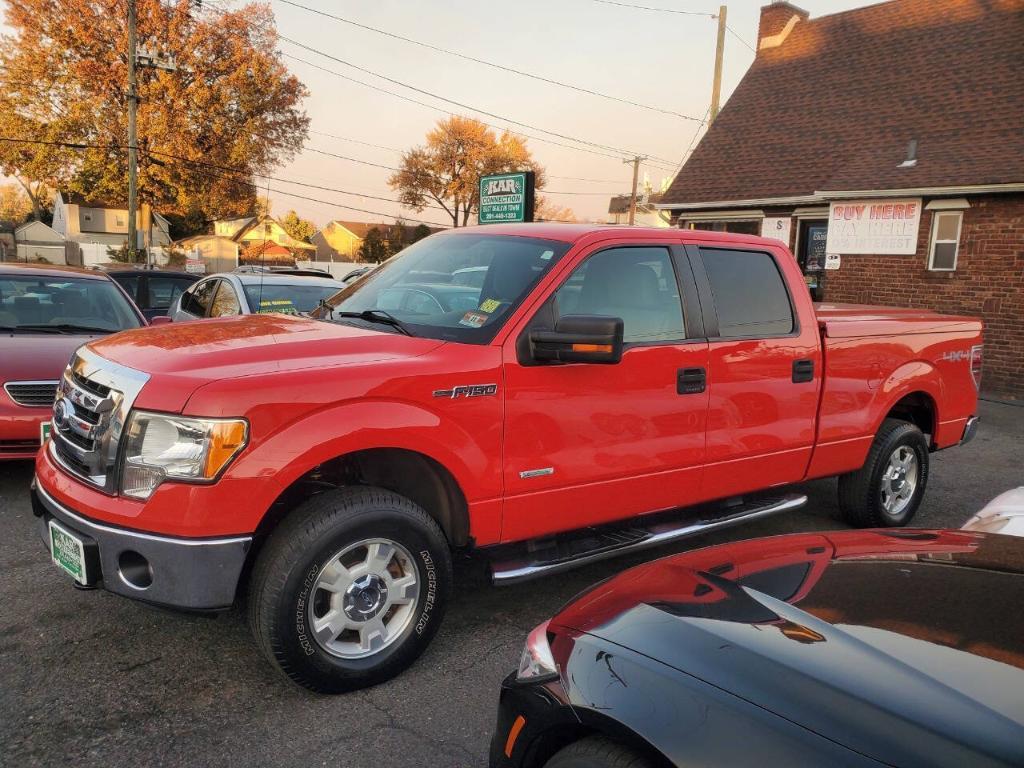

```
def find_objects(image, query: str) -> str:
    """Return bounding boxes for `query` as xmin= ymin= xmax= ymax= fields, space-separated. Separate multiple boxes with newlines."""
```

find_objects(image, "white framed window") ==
xmin=927 ymin=211 xmax=962 ymax=271
xmin=115 ymin=214 xmax=125 ymax=227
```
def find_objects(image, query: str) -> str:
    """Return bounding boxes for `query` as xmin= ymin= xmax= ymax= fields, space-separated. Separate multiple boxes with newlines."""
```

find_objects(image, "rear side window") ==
xmin=148 ymin=276 xmax=195 ymax=310
xmin=701 ymin=248 xmax=794 ymax=337
xmin=113 ymin=275 xmax=139 ymax=301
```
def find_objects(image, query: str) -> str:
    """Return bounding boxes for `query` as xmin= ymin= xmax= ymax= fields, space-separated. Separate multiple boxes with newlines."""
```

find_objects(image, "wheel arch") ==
xmin=875 ymin=361 xmax=943 ymax=446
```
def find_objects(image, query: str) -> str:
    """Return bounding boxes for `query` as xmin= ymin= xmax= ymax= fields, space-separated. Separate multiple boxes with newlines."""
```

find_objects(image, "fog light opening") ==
xmin=118 ymin=550 xmax=153 ymax=590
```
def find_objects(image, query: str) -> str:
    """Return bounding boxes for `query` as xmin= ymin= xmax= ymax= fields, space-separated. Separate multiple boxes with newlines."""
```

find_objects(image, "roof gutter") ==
xmin=658 ymin=183 xmax=1024 ymax=210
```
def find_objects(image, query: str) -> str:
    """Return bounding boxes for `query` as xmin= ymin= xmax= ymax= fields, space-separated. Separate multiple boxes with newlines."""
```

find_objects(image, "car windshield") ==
xmin=242 ymin=282 xmax=344 ymax=315
xmin=314 ymin=233 xmax=570 ymax=343
xmin=0 ymin=274 xmax=142 ymax=332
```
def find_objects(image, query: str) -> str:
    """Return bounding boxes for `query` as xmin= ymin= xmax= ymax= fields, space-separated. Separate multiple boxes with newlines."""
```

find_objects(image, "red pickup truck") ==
xmin=32 ymin=224 xmax=982 ymax=693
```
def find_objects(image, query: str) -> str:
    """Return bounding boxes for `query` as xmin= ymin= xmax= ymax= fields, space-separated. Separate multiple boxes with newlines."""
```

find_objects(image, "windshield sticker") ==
xmin=478 ymin=298 xmax=501 ymax=313
xmin=258 ymin=299 xmax=299 ymax=316
xmin=458 ymin=311 xmax=488 ymax=328
xmin=540 ymin=250 xmax=554 ymax=260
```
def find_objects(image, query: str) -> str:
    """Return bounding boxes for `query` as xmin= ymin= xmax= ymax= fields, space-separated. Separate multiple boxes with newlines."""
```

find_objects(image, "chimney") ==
xmin=757 ymin=1 xmax=809 ymax=52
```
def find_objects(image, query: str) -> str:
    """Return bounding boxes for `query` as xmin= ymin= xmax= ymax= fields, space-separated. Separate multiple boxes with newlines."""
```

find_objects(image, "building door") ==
xmin=796 ymin=219 xmax=828 ymax=301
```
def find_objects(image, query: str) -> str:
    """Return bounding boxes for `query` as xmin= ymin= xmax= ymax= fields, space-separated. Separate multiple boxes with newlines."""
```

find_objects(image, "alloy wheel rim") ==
xmin=880 ymin=446 xmax=919 ymax=517
xmin=307 ymin=538 xmax=420 ymax=659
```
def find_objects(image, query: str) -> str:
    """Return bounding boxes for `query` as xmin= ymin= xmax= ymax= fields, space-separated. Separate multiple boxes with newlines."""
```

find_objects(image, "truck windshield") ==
xmin=314 ymin=233 xmax=570 ymax=343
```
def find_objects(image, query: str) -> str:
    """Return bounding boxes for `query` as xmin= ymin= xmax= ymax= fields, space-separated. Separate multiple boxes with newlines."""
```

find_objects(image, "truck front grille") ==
xmin=49 ymin=349 xmax=149 ymax=494
xmin=4 ymin=381 xmax=59 ymax=407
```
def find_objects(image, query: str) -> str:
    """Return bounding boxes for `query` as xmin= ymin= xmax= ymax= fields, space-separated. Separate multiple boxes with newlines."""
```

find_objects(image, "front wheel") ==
xmin=248 ymin=486 xmax=452 ymax=693
xmin=545 ymin=736 xmax=656 ymax=768
xmin=838 ymin=418 xmax=930 ymax=528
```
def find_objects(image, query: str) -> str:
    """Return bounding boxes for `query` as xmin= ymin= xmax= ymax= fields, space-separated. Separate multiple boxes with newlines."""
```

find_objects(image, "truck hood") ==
xmin=0 ymin=331 xmax=107 ymax=384
xmin=554 ymin=531 xmax=1024 ymax=768
xmin=85 ymin=314 xmax=445 ymax=410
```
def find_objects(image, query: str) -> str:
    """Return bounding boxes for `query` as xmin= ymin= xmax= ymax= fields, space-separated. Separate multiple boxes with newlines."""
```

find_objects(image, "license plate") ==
xmin=49 ymin=520 xmax=88 ymax=584
xmin=40 ymin=421 xmax=51 ymax=445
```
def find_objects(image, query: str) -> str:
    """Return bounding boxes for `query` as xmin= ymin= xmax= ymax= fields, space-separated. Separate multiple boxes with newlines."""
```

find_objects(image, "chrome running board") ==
xmin=489 ymin=493 xmax=807 ymax=585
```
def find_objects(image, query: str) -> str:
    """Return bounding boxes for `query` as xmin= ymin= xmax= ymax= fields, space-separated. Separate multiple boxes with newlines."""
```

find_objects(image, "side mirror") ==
xmin=149 ymin=315 xmax=173 ymax=326
xmin=529 ymin=315 xmax=624 ymax=364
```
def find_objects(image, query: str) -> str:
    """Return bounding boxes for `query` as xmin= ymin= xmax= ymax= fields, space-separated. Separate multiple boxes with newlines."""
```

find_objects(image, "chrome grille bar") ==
xmin=50 ymin=347 xmax=149 ymax=494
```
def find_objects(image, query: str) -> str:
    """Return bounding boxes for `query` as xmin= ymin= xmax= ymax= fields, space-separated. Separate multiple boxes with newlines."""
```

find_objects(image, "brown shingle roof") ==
xmin=662 ymin=0 xmax=1024 ymax=207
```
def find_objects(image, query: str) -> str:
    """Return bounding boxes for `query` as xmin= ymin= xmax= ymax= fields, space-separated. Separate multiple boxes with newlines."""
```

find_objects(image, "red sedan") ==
xmin=1 ymin=263 xmax=145 ymax=459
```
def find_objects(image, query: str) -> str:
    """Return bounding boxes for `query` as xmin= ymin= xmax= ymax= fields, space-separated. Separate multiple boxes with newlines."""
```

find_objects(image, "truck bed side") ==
xmin=806 ymin=304 xmax=982 ymax=480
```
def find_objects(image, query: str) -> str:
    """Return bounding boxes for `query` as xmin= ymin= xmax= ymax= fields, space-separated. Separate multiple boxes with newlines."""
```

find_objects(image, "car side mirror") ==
xmin=149 ymin=315 xmax=173 ymax=326
xmin=529 ymin=315 xmax=624 ymax=364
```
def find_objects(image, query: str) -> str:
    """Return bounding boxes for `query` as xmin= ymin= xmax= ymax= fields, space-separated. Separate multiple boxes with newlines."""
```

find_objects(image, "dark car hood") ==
xmin=0 ymin=331 xmax=106 ymax=383
xmin=553 ymin=531 xmax=1024 ymax=768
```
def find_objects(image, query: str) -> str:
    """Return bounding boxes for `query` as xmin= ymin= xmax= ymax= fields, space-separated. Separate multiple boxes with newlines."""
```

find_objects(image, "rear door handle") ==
xmin=678 ymin=367 xmax=706 ymax=395
xmin=792 ymin=359 xmax=815 ymax=383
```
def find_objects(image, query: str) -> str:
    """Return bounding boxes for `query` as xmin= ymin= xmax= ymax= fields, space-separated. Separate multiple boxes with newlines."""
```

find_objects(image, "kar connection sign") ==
xmin=479 ymin=172 xmax=535 ymax=224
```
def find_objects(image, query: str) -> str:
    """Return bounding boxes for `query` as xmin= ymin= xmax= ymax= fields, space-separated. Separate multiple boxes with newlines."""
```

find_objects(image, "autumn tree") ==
xmin=410 ymin=224 xmax=432 ymax=243
xmin=0 ymin=0 xmax=309 ymax=223
xmin=280 ymin=210 xmax=316 ymax=243
xmin=389 ymin=116 xmax=545 ymax=227
xmin=358 ymin=228 xmax=390 ymax=264
xmin=0 ymin=184 xmax=32 ymax=224
xmin=535 ymin=196 xmax=578 ymax=223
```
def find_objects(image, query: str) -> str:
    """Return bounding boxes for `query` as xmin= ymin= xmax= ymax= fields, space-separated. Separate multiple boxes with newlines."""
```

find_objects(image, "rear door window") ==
xmin=148 ymin=276 xmax=195 ymax=311
xmin=700 ymin=248 xmax=794 ymax=338
xmin=209 ymin=281 xmax=242 ymax=317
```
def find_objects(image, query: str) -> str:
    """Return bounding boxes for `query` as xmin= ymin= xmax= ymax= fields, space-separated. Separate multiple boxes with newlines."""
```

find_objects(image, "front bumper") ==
xmin=490 ymin=672 xmax=577 ymax=768
xmin=0 ymin=396 xmax=47 ymax=460
xmin=32 ymin=478 xmax=251 ymax=610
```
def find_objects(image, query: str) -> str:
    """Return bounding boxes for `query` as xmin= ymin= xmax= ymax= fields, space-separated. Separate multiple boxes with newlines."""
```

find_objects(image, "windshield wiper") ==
xmin=328 ymin=310 xmax=414 ymax=336
xmin=11 ymin=323 xmax=114 ymax=334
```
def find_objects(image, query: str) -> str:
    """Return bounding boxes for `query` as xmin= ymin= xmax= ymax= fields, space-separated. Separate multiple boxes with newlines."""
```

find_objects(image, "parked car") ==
xmin=491 ymin=529 xmax=1024 ymax=768
xmin=963 ymin=487 xmax=1024 ymax=537
xmin=33 ymin=224 xmax=982 ymax=693
xmin=0 ymin=263 xmax=146 ymax=459
xmin=168 ymin=272 xmax=344 ymax=320
xmin=103 ymin=268 xmax=198 ymax=321
xmin=234 ymin=266 xmax=333 ymax=278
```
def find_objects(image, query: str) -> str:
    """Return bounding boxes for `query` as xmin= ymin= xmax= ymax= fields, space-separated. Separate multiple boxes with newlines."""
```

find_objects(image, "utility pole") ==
xmin=709 ymin=4 xmax=727 ymax=125
xmin=127 ymin=0 xmax=139 ymax=264
xmin=624 ymin=156 xmax=645 ymax=225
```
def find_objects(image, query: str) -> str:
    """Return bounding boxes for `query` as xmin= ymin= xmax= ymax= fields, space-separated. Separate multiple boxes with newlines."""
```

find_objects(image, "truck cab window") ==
xmin=554 ymin=247 xmax=685 ymax=343
xmin=701 ymin=248 xmax=794 ymax=338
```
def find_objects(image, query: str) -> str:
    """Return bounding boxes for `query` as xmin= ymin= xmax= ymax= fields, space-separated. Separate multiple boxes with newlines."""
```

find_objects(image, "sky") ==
xmin=4 ymin=0 xmax=874 ymax=228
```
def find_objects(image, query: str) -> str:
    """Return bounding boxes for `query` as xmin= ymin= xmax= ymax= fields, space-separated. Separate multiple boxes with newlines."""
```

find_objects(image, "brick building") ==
xmin=658 ymin=0 xmax=1023 ymax=397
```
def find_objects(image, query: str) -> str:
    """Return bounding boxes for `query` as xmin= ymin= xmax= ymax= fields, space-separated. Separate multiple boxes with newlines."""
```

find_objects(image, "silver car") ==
xmin=169 ymin=272 xmax=344 ymax=321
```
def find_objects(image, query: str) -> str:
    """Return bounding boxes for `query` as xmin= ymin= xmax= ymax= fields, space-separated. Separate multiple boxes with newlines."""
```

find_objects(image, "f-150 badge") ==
xmin=433 ymin=383 xmax=498 ymax=399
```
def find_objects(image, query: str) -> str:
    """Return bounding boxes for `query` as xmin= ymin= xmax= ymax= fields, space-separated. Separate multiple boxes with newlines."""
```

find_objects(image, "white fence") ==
xmin=71 ymin=242 xmax=174 ymax=268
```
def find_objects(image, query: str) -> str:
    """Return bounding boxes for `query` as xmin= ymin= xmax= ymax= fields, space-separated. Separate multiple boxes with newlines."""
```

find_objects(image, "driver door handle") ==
xmin=677 ymin=367 xmax=706 ymax=395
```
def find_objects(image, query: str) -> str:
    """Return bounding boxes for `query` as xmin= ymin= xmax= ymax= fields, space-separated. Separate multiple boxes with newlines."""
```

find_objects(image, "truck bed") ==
xmin=815 ymin=303 xmax=982 ymax=338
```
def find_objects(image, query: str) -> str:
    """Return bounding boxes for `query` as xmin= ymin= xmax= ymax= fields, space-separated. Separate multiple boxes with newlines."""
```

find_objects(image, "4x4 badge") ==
xmin=432 ymin=383 xmax=498 ymax=399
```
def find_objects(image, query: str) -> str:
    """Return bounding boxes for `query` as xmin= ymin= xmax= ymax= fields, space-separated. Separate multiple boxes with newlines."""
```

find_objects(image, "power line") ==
xmin=276 ymin=34 xmax=679 ymax=165
xmin=307 ymin=128 xmax=402 ymax=154
xmin=275 ymin=0 xmax=704 ymax=122
xmin=590 ymin=0 xmax=714 ymax=16
xmin=726 ymin=24 xmax=756 ymax=53
xmin=284 ymin=53 xmax=675 ymax=168
xmin=199 ymin=2 xmax=680 ymax=170
xmin=0 ymin=136 xmax=452 ymax=227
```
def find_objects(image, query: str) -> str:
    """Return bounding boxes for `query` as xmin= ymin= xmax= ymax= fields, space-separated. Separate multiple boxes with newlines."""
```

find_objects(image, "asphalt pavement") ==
xmin=2 ymin=399 xmax=1021 ymax=768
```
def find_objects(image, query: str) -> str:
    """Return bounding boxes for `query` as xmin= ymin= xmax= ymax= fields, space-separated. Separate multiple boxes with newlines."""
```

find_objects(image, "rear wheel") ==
xmin=838 ymin=418 xmax=929 ymax=528
xmin=248 ymin=486 xmax=452 ymax=693
xmin=544 ymin=736 xmax=656 ymax=768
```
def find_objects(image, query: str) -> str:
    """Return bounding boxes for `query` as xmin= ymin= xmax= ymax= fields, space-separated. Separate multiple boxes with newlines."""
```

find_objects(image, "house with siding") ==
xmin=657 ymin=0 xmax=1024 ymax=397
xmin=52 ymin=192 xmax=172 ymax=251
xmin=14 ymin=220 xmax=68 ymax=264
xmin=311 ymin=220 xmax=440 ymax=262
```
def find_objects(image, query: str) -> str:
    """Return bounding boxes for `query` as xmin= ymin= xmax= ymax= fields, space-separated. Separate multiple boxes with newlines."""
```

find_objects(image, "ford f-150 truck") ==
xmin=32 ymin=224 xmax=982 ymax=693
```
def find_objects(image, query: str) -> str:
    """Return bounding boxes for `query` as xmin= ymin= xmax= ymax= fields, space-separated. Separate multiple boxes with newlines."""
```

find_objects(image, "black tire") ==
xmin=545 ymin=736 xmax=656 ymax=768
xmin=838 ymin=418 xmax=930 ymax=528
xmin=248 ymin=486 xmax=452 ymax=693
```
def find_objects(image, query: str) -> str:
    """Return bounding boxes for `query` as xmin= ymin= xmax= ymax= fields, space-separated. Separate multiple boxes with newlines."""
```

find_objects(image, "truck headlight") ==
xmin=120 ymin=411 xmax=248 ymax=500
